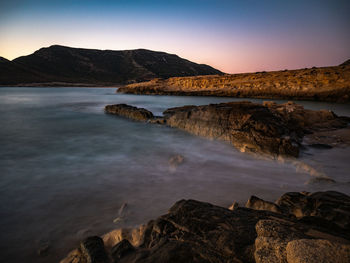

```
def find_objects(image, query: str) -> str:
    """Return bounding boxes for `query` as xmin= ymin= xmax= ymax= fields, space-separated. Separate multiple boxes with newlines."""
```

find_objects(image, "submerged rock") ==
xmin=61 ymin=191 xmax=350 ymax=263
xmin=105 ymin=101 xmax=349 ymax=158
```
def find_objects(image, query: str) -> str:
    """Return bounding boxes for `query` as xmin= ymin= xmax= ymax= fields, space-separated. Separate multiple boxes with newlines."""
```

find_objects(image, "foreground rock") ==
xmin=61 ymin=191 xmax=350 ymax=263
xmin=105 ymin=101 xmax=349 ymax=158
xmin=117 ymin=61 xmax=350 ymax=103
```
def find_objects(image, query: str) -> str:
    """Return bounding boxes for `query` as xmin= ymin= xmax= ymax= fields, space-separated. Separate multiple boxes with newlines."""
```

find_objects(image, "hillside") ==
xmin=118 ymin=61 xmax=350 ymax=102
xmin=0 ymin=45 xmax=222 ymax=86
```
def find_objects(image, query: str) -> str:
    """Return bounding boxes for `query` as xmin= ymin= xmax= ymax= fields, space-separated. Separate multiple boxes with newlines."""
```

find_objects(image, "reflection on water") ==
xmin=0 ymin=87 xmax=349 ymax=263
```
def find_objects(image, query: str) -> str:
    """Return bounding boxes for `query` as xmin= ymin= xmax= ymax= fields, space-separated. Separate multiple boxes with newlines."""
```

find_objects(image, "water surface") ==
xmin=0 ymin=87 xmax=349 ymax=263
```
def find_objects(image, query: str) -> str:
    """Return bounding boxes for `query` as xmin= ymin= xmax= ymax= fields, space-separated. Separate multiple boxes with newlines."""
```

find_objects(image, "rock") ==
xmin=61 ymin=191 xmax=350 ymax=263
xmin=111 ymin=239 xmax=135 ymax=262
xmin=168 ymin=154 xmax=185 ymax=171
xmin=246 ymin=195 xmax=283 ymax=214
xmin=80 ymin=236 xmax=109 ymax=263
xmin=228 ymin=201 xmax=239 ymax=210
xmin=276 ymin=191 xmax=350 ymax=230
xmin=286 ymin=239 xmax=350 ymax=263
xmin=163 ymin=101 xmax=304 ymax=157
xmin=37 ymin=243 xmax=50 ymax=256
xmin=60 ymin=249 xmax=83 ymax=263
xmin=105 ymin=104 xmax=153 ymax=122
xmin=254 ymin=219 xmax=309 ymax=263
xmin=308 ymin=143 xmax=333 ymax=149
xmin=104 ymin=101 xmax=348 ymax=158
xmin=102 ymin=225 xmax=146 ymax=249
xmin=305 ymin=176 xmax=336 ymax=184
xmin=118 ymin=203 xmax=128 ymax=216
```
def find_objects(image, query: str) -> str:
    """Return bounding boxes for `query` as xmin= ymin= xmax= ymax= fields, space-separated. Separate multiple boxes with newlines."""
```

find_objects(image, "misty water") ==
xmin=0 ymin=87 xmax=350 ymax=263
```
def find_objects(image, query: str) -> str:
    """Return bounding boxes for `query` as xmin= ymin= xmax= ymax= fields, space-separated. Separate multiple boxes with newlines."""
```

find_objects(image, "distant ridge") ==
xmin=340 ymin=59 xmax=350 ymax=66
xmin=118 ymin=59 xmax=350 ymax=103
xmin=0 ymin=45 xmax=222 ymax=86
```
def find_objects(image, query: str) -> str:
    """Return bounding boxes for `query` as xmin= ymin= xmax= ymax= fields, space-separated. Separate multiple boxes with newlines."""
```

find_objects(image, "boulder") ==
xmin=246 ymin=195 xmax=283 ymax=214
xmin=62 ymin=191 xmax=350 ymax=263
xmin=80 ymin=236 xmax=109 ymax=263
xmin=286 ymin=239 xmax=350 ymax=263
xmin=276 ymin=191 xmax=350 ymax=230
xmin=105 ymin=104 xmax=153 ymax=122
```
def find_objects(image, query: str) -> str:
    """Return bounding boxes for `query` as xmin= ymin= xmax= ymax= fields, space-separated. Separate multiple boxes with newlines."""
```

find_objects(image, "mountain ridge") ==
xmin=0 ymin=45 xmax=222 ymax=86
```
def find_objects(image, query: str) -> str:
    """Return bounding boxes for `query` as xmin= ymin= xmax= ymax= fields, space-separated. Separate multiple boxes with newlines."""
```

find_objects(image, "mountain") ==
xmin=0 ymin=45 xmax=222 ymax=86
xmin=340 ymin=59 xmax=350 ymax=66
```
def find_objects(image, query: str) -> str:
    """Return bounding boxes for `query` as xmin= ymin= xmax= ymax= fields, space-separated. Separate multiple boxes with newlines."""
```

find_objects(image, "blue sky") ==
xmin=1 ymin=0 xmax=349 ymax=73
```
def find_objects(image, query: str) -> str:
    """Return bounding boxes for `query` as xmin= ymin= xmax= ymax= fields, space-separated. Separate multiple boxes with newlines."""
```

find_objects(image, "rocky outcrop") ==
xmin=61 ymin=191 xmax=350 ymax=263
xmin=104 ymin=101 xmax=349 ymax=158
xmin=117 ymin=61 xmax=350 ymax=102
xmin=104 ymin=104 xmax=154 ymax=122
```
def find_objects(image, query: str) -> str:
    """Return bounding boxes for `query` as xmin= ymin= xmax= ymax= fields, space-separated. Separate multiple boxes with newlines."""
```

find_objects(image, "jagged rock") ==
xmin=105 ymin=101 xmax=348 ymax=158
xmin=276 ymin=191 xmax=350 ymax=230
xmin=61 ymin=191 xmax=350 ymax=263
xmin=246 ymin=195 xmax=283 ymax=214
xmin=105 ymin=104 xmax=153 ymax=122
xmin=228 ymin=201 xmax=239 ymax=210
xmin=111 ymin=239 xmax=135 ymax=262
xmin=80 ymin=236 xmax=109 ymax=263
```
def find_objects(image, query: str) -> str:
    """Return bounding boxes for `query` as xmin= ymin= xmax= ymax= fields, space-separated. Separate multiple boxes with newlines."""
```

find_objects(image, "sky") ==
xmin=0 ymin=0 xmax=349 ymax=73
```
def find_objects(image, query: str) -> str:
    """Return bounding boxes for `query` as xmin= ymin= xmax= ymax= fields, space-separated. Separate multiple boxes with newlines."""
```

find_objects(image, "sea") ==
xmin=0 ymin=87 xmax=349 ymax=262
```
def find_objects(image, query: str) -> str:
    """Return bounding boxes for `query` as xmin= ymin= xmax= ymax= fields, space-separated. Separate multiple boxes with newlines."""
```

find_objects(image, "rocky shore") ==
xmin=105 ymin=101 xmax=350 ymax=158
xmin=117 ymin=61 xmax=350 ymax=103
xmin=61 ymin=191 xmax=350 ymax=263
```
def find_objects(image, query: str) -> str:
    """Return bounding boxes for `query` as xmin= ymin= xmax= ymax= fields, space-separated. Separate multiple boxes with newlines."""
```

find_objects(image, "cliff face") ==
xmin=0 ymin=45 xmax=222 ymax=85
xmin=118 ymin=62 xmax=350 ymax=102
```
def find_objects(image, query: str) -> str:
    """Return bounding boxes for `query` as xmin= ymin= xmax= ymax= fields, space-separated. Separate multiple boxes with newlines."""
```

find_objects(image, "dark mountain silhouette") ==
xmin=340 ymin=59 xmax=350 ymax=66
xmin=0 ymin=45 xmax=222 ymax=86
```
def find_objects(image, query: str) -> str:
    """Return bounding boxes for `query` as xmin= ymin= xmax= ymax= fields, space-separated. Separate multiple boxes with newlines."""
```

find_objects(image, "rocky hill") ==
xmin=118 ymin=61 xmax=350 ymax=102
xmin=0 ymin=45 xmax=222 ymax=86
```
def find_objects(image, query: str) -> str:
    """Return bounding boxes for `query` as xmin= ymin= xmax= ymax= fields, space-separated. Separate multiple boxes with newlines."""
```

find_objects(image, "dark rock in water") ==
xmin=309 ymin=143 xmax=333 ymax=149
xmin=37 ymin=243 xmax=50 ymax=256
xmin=61 ymin=191 xmax=350 ymax=263
xmin=104 ymin=101 xmax=348 ymax=158
xmin=306 ymin=176 xmax=336 ymax=184
xmin=80 ymin=236 xmax=109 ymax=263
xmin=105 ymin=104 xmax=154 ymax=122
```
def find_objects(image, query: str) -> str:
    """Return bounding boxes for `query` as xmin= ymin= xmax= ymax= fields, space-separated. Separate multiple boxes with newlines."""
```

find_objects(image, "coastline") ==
xmin=61 ymin=191 xmax=350 ymax=263
xmin=117 ymin=64 xmax=350 ymax=103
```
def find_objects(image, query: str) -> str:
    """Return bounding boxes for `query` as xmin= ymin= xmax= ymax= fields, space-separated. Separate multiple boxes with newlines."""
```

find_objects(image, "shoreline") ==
xmin=117 ymin=63 xmax=350 ymax=103
xmin=104 ymin=101 xmax=350 ymax=158
xmin=61 ymin=191 xmax=350 ymax=263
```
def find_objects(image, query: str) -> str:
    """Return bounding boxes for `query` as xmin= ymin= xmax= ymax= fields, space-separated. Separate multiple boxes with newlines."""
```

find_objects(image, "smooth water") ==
xmin=0 ymin=87 xmax=349 ymax=263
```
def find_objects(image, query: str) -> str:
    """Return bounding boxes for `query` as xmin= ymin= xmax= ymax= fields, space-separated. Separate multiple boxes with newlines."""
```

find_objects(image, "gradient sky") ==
xmin=1 ymin=0 xmax=349 ymax=73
